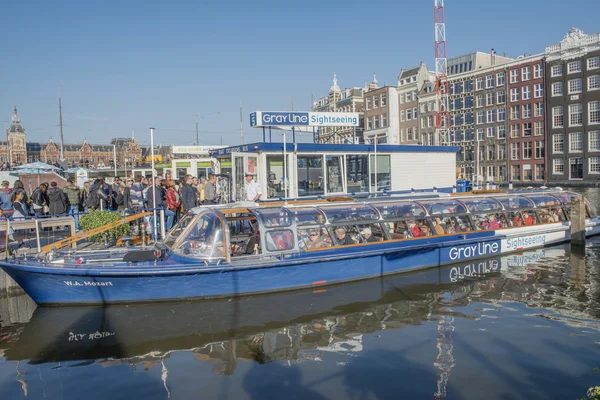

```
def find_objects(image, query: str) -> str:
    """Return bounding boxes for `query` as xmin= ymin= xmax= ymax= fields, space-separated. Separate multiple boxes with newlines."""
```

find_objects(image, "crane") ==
xmin=434 ymin=0 xmax=451 ymax=146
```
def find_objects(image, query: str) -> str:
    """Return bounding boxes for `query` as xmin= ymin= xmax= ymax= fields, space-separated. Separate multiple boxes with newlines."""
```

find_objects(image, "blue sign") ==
xmin=250 ymin=112 xmax=257 ymax=127
xmin=262 ymin=112 xmax=309 ymax=126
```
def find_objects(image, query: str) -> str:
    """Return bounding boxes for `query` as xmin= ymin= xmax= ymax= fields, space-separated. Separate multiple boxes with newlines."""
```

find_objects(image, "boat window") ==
xmin=172 ymin=211 xmax=226 ymax=259
xmin=371 ymin=201 xmax=426 ymax=220
xmin=164 ymin=212 xmax=196 ymax=248
xmin=537 ymin=207 xmax=566 ymax=223
xmin=430 ymin=215 xmax=472 ymax=234
xmin=320 ymin=205 xmax=379 ymax=224
xmin=525 ymin=195 xmax=562 ymax=207
xmin=264 ymin=230 xmax=295 ymax=251
xmin=496 ymin=197 xmax=535 ymax=210
xmin=553 ymin=192 xmax=578 ymax=205
xmin=299 ymin=227 xmax=332 ymax=249
xmin=417 ymin=200 xmax=468 ymax=215
xmin=254 ymin=208 xmax=293 ymax=228
xmin=506 ymin=210 xmax=538 ymax=227
xmin=331 ymin=226 xmax=360 ymax=245
xmin=470 ymin=213 xmax=508 ymax=230
xmin=461 ymin=198 xmax=502 ymax=213
xmin=291 ymin=207 xmax=326 ymax=227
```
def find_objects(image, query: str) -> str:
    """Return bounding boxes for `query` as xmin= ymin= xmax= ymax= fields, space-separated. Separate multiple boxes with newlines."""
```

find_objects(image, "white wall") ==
xmin=391 ymin=152 xmax=456 ymax=190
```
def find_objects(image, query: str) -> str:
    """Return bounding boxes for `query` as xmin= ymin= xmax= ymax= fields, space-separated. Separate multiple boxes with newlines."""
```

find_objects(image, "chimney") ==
xmin=491 ymin=48 xmax=496 ymax=65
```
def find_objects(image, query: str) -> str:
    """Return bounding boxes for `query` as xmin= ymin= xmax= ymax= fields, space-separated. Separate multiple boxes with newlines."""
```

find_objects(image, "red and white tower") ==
xmin=434 ymin=0 xmax=450 ymax=145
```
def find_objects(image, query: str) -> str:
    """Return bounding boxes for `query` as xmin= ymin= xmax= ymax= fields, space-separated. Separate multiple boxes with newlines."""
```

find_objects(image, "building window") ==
xmin=511 ymin=143 xmax=520 ymax=160
xmin=568 ymin=79 xmax=582 ymax=94
xmin=589 ymin=75 xmax=600 ymax=91
xmin=486 ymin=110 xmax=495 ymax=123
xmin=523 ymin=164 xmax=533 ymax=181
xmin=510 ymin=88 xmax=519 ymax=102
xmin=486 ymin=92 xmax=494 ymax=106
xmin=487 ymin=126 xmax=495 ymax=138
xmin=476 ymin=94 xmax=484 ymax=108
xmin=589 ymin=131 xmax=600 ymax=151
xmin=522 ymin=86 xmax=531 ymax=100
xmin=569 ymin=103 xmax=583 ymax=126
xmin=497 ymin=108 xmax=506 ymax=121
xmin=552 ymin=82 xmax=563 ymax=97
xmin=374 ymin=116 xmax=380 ymax=129
xmin=522 ymin=104 xmax=532 ymax=119
xmin=496 ymin=72 xmax=505 ymax=86
xmin=511 ymin=165 xmax=521 ymax=181
xmin=400 ymin=110 xmax=405 ymax=122
xmin=476 ymin=128 xmax=484 ymax=141
xmin=367 ymin=118 xmax=372 ymax=130
xmin=476 ymin=111 xmax=484 ymax=124
xmin=568 ymin=61 xmax=582 ymax=74
xmin=523 ymin=142 xmax=532 ymax=159
xmin=510 ymin=124 xmax=519 ymax=138
xmin=522 ymin=122 xmax=532 ymax=137
xmin=590 ymin=101 xmax=600 ymax=125
xmin=553 ymin=159 xmax=564 ymax=174
xmin=406 ymin=92 xmax=412 ymax=102
xmin=551 ymin=64 xmax=562 ymax=77
xmin=381 ymin=93 xmax=387 ymax=106
xmin=553 ymin=134 xmax=564 ymax=153
xmin=534 ymin=121 xmax=544 ymax=137
xmin=498 ymin=125 xmax=506 ymax=138
xmin=534 ymin=64 xmax=543 ymax=79
xmin=413 ymin=107 xmax=417 ymax=119
xmin=534 ymin=103 xmax=544 ymax=117
xmin=589 ymin=56 xmax=600 ymax=70
xmin=569 ymin=132 xmax=583 ymax=152
xmin=407 ymin=127 xmax=414 ymax=140
xmin=497 ymin=90 xmax=506 ymax=104
xmin=535 ymin=164 xmax=545 ymax=180
xmin=374 ymin=96 xmax=379 ymax=109
xmin=399 ymin=93 xmax=405 ymax=104
xmin=535 ymin=140 xmax=545 ymax=159
xmin=511 ymin=105 xmax=520 ymax=120
xmin=522 ymin=66 xmax=531 ymax=81
xmin=476 ymin=77 xmax=484 ymax=90
xmin=552 ymin=106 xmax=563 ymax=128
xmin=406 ymin=109 xmax=412 ymax=120
xmin=486 ymin=75 xmax=494 ymax=88
xmin=534 ymin=83 xmax=544 ymax=98
xmin=510 ymin=69 xmax=519 ymax=83
xmin=366 ymin=98 xmax=372 ymax=110
xmin=590 ymin=157 xmax=600 ymax=174
xmin=382 ymin=113 xmax=387 ymax=128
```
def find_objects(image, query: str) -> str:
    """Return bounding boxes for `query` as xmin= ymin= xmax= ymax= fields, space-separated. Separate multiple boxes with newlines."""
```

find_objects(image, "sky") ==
xmin=1 ymin=0 xmax=598 ymax=147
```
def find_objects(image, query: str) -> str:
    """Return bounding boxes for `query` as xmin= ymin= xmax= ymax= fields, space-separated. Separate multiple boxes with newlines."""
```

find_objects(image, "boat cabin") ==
xmin=163 ymin=192 xmax=595 ymax=264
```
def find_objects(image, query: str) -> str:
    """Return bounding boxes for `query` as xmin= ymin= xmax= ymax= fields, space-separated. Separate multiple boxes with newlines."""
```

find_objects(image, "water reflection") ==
xmin=1 ymin=242 xmax=600 ymax=399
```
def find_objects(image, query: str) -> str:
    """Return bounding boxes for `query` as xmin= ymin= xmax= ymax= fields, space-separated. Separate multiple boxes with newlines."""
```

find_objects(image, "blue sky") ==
xmin=1 ymin=0 xmax=598 ymax=147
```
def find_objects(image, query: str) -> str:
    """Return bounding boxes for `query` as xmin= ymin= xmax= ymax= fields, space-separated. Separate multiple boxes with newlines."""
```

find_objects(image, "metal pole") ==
xmin=160 ymin=208 xmax=166 ymax=239
xmin=292 ymin=126 xmax=296 ymax=143
xmin=240 ymin=103 xmax=244 ymax=145
xmin=269 ymin=127 xmax=272 ymax=142
xmin=476 ymin=139 xmax=480 ymax=188
xmin=262 ymin=127 xmax=266 ymax=142
xmin=374 ymin=138 xmax=378 ymax=192
xmin=195 ymin=121 xmax=199 ymax=146
xmin=35 ymin=219 xmax=41 ymax=252
xmin=59 ymin=85 xmax=64 ymax=161
xmin=113 ymin=144 xmax=117 ymax=178
xmin=283 ymin=133 xmax=288 ymax=199
xmin=150 ymin=128 xmax=158 ymax=241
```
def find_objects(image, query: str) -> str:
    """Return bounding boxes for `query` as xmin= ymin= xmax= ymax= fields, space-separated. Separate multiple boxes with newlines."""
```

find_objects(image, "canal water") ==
xmin=1 ymin=190 xmax=600 ymax=399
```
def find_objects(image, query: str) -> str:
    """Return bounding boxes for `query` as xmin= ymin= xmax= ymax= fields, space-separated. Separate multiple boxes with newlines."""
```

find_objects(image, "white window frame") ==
xmin=590 ymin=157 xmax=600 ymax=174
xmin=486 ymin=75 xmax=494 ymax=88
xmin=551 ymin=64 xmax=562 ymax=77
xmin=496 ymin=90 xmax=506 ymax=104
xmin=510 ymin=124 xmax=519 ymax=138
xmin=534 ymin=121 xmax=544 ymax=136
xmin=522 ymin=86 xmax=531 ymax=100
xmin=486 ymin=92 xmax=494 ymax=106
xmin=534 ymin=102 xmax=544 ymax=117
xmin=476 ymin=111 xmax=484 ymax=125
xmin=534 ymin=64 xmax=543 ymax=79
xmin=510 ymin=88 xmax=519 ymax=102
xmin=522 ymin=103 xmax=532 ymax=119
xmin=511 ymin=105 xmax=520 ymax=121
xmin=569 ymin=103 xmax=583 ymax=127
xmin=486 ymin=110 xmax=495 ymax=123
xmin=496 ymin=72 xmax=505 ymax=86
xmin=552 ymin=106 xmax=564 ymax=128
xmin=523 ymin=142 xmax=533 ymax=160
xmin=589 ymin=56 xmax=600 ymax=70
xmin=497 ymin=108 xmax=506 ymax=121
xmin=569 ymin=132 xmax=583 ymax=153
xmin=522 ymin=66 xmax=531 ymax=81
xmin=568 ymin=61 xmax=581 ymax=74
xmin=511 ymin=142 xmax=520 ymax=160
xmin=534 ymin=83 xmax=543 ymax=98
xmin=553 ymin=134 xmax=564 ymax=153
xmin=552 ymin=82 xmax=563 ymax=97
xmin=510 ymin=69 xmax=519 ymax=83
xmin=589 ymin=130 xmax=600 ymax=152
xmin=568 ymin=79 xmax=582 ymax=94
xmin=589 ymin=75 xmax=600 ymax=91
xmin=590 ymin=101 xmax=600 ymax=125
xmin=553 ymin=159 xmax=564 ymax=174
xmin=476 ymin=77 xmax=484 ymax=90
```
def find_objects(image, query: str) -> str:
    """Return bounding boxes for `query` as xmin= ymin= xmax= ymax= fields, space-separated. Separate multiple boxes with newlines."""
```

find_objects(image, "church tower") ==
xmin=7 ymin=106 xmax=28 ymax=165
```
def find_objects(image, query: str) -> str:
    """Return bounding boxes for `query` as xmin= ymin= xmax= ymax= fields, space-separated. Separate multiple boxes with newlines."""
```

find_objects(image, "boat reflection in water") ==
xmin=4 ymin=244 xmax=594 ymax=371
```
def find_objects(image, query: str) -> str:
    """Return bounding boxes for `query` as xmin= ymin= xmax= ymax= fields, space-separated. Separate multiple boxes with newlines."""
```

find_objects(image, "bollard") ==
xmin=491 ymin=182 xmax=497 ymax=190
xmin=508 ymin=181 xmax=513 ymax=190
xmin=486 ymin=182 xmax=490 ymax=190
xmin=452 ymin=185 xmax=457 ymax=193
xmin=570 ymin=195 xmax=586 ymax=246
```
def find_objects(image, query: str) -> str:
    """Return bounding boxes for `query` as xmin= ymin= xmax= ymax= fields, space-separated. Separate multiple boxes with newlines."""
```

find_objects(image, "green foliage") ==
xmin=80 ymin=209 xmax=130 ymax=243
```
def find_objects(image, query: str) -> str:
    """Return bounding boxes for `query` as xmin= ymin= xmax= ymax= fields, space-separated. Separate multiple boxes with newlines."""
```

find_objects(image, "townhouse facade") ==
xmin=397 ymin=63 xmax=430 ymax=144
xmin=546 ymin=28 xmax=600 ymax=184
xmin=363 ymin=80 xmax=400 ymax=144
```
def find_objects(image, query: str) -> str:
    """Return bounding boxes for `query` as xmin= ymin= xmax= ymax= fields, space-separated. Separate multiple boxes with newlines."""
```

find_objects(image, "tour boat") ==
xmin=0 ymin=190 xmax=598 ymax=305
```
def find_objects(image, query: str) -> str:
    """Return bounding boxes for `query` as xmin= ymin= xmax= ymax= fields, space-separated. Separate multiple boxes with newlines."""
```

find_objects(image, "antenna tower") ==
xmin=434 ymin=0 xmax=450 ymax=145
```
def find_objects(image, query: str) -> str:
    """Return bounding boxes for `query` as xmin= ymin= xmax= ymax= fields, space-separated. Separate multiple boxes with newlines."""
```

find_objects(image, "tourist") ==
xmin=192 ymin=177 xmax=199 ymax=191
xmin=334 ymin=227 xmax=355 ymax=245
xmin=244 ymin=173 xmax=262 ymax=202
xmin=306 ymin=230 xmax=327 ymax=249
xmin=63 ymin=178 xmax=81 ymax=230
xmin=47 ymin=181 xmax=67 ymax=216
xmin=166 ymin=180 xmax=181 ymax=221
xmin=11 ymin=190 xmax=27 ymax=220
xmin=523 ymin=212 xmax=534 ymax=225
xmin=203 ymin=174 xmax=217 ymax=205
xmin=181 ymin=175 xmax=198 ymax=212
xmin=433 ymin=218 xmax=445 ymax=235
xmin=31 ymin=183 xmax=49 ymax=217
xmin=0 ymin=181 xmax=13 ymax=211
xmin=81 ymin=181 xmax=91 ymax=212
xmin=197 ymin=176 xmax=206 ymax=205
xmin=407 ymin=220 xmax=422 ymax=237
xmin=360 ymin=227 xmax=378 ymax=242
xmin=129 ymin=176 xmax=144 ymax=212
xmin=146 ymin=177 xmax=174 ymax=239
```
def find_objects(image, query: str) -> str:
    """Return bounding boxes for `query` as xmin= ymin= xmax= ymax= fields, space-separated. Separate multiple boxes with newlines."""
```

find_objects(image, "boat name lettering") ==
xmin=64 ymin=281 xmax=113 ymax=287
xmin=448 ymin=242 xmax=499 ymax=261
xmin=449 ymin=260 xmax=499 ymax=282
xmin=68 ymin=331 xmax=116 ymax=342
xmin=506 ymin=235 xmax=546 ymax=250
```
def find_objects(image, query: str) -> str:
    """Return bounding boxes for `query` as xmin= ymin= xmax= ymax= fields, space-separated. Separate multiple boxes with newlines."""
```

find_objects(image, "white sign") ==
xmin=172 ymin=145 xmax=225 ymax=155
xmin=250 ymin=111 xmax=360 ymax=128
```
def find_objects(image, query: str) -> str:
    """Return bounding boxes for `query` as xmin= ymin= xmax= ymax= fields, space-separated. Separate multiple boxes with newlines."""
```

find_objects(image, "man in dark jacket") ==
xmin=47 ymin=181 xmax=67 ymax=216
xmin=146 ymin=177 xmax=174 ymax=239
xmin=63 ymin=178 xmax=81 ymax=230
xmin=181 ymin=175 xmax=197 ymax=212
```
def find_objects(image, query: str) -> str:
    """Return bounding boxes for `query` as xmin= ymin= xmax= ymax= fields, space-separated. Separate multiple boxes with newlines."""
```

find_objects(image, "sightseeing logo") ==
xmin=250 ymin=111 xmax=360 ymax=127
xmin=505 ymin=235 xmax=546 ymax=250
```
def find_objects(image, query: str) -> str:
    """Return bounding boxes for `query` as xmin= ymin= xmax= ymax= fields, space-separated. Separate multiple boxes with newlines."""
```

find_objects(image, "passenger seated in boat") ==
xmin=547 ymin=209 xmax=561 ymax=222
xmin=306 ymin=230 xmax=327 ymax=249
xmin=433 ymin=218 xmax=445 ymax=235
xmin=334 ymin=227 xmax=356 ymax=245
xmin=320 ymin=228 xmax=333 ymax=246
xmin=359 ymin=227 xmax=378 ymax=242
xmin=407 ymin=221 xmax=421 ymax=238
xmin=419 ymin=225 xmax=432 ymax=236
xmin=511 ymin=213 xmax=523 ymax=227
xmin=522 ymin=212 xmax=534 ymax=225
xmin=482 ymin=215 xmax=500 ymax=230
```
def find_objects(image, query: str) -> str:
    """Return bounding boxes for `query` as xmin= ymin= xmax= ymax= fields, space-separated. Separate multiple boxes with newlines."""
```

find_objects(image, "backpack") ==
xmin=85 ymin=187 xmax=101 ymax=209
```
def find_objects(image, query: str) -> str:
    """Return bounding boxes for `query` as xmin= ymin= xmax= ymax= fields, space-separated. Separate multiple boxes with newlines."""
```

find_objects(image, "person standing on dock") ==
xmin=47 ymin=181 xmax=66 ymax=216
xmin=146 ymin=176 xmax=174 ymax=239
xmin=0 ymin=181 xmax=13 ymax=211
xmin=203 ymin=174 xmax=218 ymax=205
xmin=129 ymin=176 xmax=144 ymax=212
xmin=244 ymin=173 xmax=261 ymax=202
xmin=63 ymin=178 xmax=81 ymax=231
xmin=181 ymin=175 xmax=198 ymax=212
